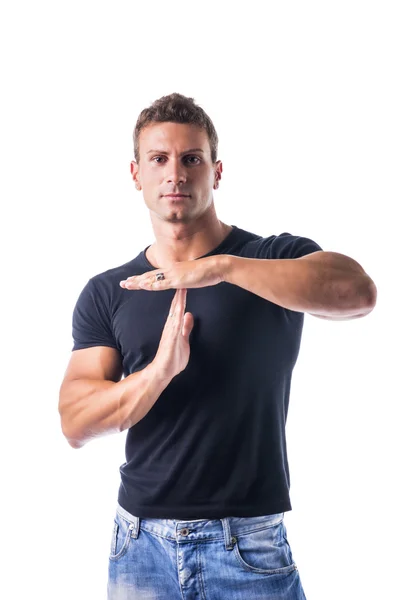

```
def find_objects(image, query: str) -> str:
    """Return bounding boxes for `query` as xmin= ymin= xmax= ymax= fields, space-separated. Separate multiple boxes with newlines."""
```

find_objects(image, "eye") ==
xmin=151 ymin=155 xmax=201 ymax=165
xmin=185 ymin=156 xmax=201 ymax=165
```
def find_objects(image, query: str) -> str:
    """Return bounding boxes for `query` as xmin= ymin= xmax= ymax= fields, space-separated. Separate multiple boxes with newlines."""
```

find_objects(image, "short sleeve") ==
xmin=271 ymin=232 xmax=324 ymax=259
xmin=242 ymin=231 xmax=323 ymax=260
xmin=71 ymin=278 xmax=118 ymax=351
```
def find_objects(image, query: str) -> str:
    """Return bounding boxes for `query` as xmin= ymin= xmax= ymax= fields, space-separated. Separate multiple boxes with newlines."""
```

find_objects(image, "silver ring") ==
xmin=156 ymin=273 xmax=165 ymax=281
xmin=169 ymin=312 xmax=174 ymax=318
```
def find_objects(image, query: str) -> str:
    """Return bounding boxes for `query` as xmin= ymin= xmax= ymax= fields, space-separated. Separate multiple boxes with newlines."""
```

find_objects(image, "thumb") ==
xmin=181 ymin=311 xmax=194 ymax=340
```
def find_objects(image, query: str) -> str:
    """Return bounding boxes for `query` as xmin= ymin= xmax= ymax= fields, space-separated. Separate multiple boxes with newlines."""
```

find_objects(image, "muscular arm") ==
xmin=59 ymin=350 xmax=172 ymax=449
xmin=222 ymin=251 xmax=377 ymax=319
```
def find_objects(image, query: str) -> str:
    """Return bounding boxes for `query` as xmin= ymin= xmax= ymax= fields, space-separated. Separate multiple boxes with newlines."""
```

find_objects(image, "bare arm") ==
xmin=59 ymin=288 xmax=193 ymax=449
xmin=222 ymin=251 xmax=377 ymax=319
xmin=59 ymin=360 xmax=172 ymax=449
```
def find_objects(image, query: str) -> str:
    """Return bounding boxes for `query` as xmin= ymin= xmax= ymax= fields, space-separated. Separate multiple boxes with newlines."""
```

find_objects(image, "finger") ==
xmin=176 ymin=288 xmax=187 ymax=319
xmin=120 ymin=277 xmax=141 ymax=290
xmin=170 ymin=288 xmax=182 ymax=312
xmin=165 ymin=289 xmax=183 ymax=324
xmin=181 ymin=311 xmax=194 ymax=340
xmin=143 ymin=277 xmax=168 ymax=290
xmin=123 ymin=271 xmax=170 ymax=291
xmin=169 ymin=289 xmax=186 ymax=325
xmin=171 ymin=288 xmax=186 ymax=308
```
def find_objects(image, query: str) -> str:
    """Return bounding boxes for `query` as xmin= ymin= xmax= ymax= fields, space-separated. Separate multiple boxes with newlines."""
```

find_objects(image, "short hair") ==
xmin=133 ymin=93 xmax=219 ymax=164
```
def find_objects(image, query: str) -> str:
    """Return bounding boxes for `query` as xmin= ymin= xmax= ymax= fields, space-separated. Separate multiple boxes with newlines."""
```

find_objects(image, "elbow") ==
xmin=68 ymin=438 xmax=85 ymax=449
xmin=65 ymin=429 xmax=85 ymax=449
xmin=359 ymin=278 xmax=377 ymax=316
xmin=330 ymin=277 xmax=377 ymax=319
xmin=65 ymin=432 xmax=86 ymax=449
xmin=60 ymin=417 xmax=85 ymax=449
xmin=367 ymin=279 xmax=378 ymax=311
xmin=354 ymin=275 xmax=377 ymax=314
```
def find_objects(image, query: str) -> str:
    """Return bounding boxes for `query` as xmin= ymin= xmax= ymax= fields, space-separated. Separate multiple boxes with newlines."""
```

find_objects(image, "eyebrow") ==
xmin=146 ymin=148 xmax=205 ymax=155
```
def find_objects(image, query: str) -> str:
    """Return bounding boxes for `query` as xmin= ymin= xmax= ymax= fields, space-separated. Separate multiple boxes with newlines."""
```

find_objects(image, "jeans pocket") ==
xmin=232 ymin=516 xmax=298 ymax=575
xmin=109 ymin=511 xmax=134 ymax=561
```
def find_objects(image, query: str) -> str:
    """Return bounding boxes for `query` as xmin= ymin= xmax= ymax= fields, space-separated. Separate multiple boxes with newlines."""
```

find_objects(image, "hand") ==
xmin=152 ymin=288 xmax=194 ymax=379
xmin=119 ymin=255 xmax=230 ymax=291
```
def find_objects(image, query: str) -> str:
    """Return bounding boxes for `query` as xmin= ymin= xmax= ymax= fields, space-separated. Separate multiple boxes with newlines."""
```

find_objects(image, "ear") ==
xmin=131 ymin=161 xmax=141 ymax=190
xmin=214 ymin=160 xmax=222 ymax=189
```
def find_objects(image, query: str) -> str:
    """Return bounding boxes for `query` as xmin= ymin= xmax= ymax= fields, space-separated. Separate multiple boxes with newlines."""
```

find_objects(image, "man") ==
xmin=59 ymin=93 xmax=377 ymax=599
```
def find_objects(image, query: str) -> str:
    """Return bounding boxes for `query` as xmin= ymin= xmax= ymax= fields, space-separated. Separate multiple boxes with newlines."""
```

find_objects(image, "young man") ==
xmin=59 ymin=93 xmax=377 ymax=599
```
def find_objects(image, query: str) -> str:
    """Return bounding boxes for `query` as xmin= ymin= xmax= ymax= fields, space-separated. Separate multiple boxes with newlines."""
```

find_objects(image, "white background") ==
xmin=1 ymin=1 xmax=398 ymax=599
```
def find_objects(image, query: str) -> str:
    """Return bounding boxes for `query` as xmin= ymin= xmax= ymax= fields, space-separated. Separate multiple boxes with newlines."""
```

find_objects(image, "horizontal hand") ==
xmin=119 ymin=255 xmax=230 ymax=291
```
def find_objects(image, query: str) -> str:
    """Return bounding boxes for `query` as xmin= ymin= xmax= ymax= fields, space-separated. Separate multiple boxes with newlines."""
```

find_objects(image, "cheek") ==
xmin=195 ymin=170 xmax=213 ymax=188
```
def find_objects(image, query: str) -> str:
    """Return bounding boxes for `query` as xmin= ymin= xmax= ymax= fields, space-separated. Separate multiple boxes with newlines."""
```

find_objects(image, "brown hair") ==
xmin=133 ymin=93 xmax=219 ymax=164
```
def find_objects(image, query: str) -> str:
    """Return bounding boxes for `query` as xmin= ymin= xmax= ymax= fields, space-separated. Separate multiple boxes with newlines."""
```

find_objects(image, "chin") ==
xmin=167 ymin=215 xmax=191 ymax=224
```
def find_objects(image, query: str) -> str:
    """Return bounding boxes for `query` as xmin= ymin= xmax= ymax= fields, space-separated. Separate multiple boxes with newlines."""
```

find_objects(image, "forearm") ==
xmin=60 ymin=363 xmax=172 ymax=448
xmin=222 ymin=252 xmax=376 ymax=317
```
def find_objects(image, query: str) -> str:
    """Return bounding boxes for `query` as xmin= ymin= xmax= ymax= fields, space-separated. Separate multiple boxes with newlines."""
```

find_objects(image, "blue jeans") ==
xmin=108 ymin=502 xmax=307 ymax=599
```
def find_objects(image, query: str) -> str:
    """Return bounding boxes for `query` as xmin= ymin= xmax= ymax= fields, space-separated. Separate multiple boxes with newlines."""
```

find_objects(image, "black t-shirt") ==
xmin=72 ymin=225 xmax=323 ymax=519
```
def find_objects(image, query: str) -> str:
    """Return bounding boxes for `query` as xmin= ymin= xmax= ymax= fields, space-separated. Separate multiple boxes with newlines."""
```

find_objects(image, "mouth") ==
xmin=164 ymin=194 xmax=190 ymax=198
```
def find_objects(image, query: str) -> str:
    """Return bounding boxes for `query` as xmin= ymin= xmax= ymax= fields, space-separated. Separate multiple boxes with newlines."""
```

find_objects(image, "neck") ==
xmin=146 ymin=208 xmax=233 ymax=268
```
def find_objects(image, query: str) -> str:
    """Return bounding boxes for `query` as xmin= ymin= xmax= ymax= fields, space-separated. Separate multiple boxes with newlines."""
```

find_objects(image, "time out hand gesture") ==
xmin=119 ymin=255 xmax=229 ymax=291
xmin=153 ymin=288 xmax=194 ymax=379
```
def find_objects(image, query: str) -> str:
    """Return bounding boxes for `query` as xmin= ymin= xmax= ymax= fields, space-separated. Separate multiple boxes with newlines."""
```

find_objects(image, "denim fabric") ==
xmin=108 ymin=502 xmax=307 ymax=599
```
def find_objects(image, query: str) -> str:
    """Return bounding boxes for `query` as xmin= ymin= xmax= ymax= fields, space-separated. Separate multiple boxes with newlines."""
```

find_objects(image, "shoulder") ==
xmin=241 ymin=231 xmax=323 ymax=260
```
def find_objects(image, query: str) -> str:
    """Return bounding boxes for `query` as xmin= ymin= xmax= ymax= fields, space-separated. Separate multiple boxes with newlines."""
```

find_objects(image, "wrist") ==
xmin=147 ymin=358 xmax=174 ymax=386
xmin=219 ymin=254 xmax=236 ymax=284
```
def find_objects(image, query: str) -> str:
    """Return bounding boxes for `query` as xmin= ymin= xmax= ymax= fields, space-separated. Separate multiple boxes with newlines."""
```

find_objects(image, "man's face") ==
xmin=131 ymin=122 xmax=222 ymax=224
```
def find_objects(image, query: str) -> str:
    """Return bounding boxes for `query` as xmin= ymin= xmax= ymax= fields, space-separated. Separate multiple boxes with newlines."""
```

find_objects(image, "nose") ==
xmin=166 ymin=159 xmax=187 ymax=185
